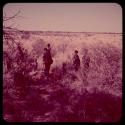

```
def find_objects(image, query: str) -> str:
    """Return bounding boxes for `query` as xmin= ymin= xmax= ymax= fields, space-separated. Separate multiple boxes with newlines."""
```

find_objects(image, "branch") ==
xmin=6 ymin=22 xmax=16 ymax=28
xmin=3 ymin=10 xmax=21 ymax=22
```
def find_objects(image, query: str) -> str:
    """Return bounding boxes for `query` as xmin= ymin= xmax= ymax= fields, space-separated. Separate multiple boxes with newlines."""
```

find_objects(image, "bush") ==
xmin=21 ymin=31 xmax=30 ymax=39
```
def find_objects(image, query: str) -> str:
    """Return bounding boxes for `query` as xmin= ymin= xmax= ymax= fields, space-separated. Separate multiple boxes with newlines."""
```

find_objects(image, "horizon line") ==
xmin=3 ymin=27 xmax=122 ymax=34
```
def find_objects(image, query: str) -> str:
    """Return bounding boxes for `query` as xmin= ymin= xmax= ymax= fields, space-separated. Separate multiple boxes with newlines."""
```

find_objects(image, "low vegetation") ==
xmin=3 ymin=28 xmax=122 ymax=122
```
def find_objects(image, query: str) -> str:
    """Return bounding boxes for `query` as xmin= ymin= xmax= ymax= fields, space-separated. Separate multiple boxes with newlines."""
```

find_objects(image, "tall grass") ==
xmin=3 ymin=30 xmax=122 ymax=122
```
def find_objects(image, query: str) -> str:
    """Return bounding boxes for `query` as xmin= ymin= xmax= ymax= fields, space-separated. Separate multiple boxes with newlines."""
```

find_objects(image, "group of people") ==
xmin=4 ymin=42 xmax=90 ymax=79
xmin=73 ymin=49 xmax=90 ymax=71
xmin=43 ymin=43 xmax=90 ymax=78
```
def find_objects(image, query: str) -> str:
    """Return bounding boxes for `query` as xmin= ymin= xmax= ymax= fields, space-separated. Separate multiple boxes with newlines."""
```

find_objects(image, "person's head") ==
xmin=47 ymin=43 xmax=50 ymax=47
xmin=75 ymin=50 xmax=78 ymax=54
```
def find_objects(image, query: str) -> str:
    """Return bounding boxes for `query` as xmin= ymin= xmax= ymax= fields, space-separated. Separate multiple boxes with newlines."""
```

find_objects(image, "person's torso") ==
xmin=73 ymin=54 xmax=80 ymax=64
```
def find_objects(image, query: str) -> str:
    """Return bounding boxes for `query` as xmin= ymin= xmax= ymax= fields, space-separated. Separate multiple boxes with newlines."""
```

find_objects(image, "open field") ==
xmin=3 ymin=29 xmax=122 ymax=122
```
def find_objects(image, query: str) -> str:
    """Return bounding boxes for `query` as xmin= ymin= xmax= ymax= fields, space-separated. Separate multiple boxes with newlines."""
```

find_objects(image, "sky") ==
xmin=3 ymin=3 xmax=122 ymax=33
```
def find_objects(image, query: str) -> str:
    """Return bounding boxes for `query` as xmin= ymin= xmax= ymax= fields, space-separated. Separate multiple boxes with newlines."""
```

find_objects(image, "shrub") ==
xmin=21 ymin=31 xmax=30 ymax=39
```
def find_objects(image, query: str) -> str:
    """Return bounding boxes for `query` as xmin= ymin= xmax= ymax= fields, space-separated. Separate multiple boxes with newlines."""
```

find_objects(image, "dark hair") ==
xmin=44 ymin=48 xmax=47 ymax=51
xmin=75 ymin=50 xmax=78 ymax=53
xmin=47 ymin=43 xmax=50 ymax=47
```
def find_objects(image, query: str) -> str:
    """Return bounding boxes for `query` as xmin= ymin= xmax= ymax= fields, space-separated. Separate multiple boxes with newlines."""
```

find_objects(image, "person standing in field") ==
xmin=47 ymin=43 xmax=53 ymax=66
xmin=43 ymin=44 xmax=53 ymax=77
xmin=73 ymin=50 xmax=80 ymax=71
xmin=82 ymin=49 xmax=90 ymax=80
